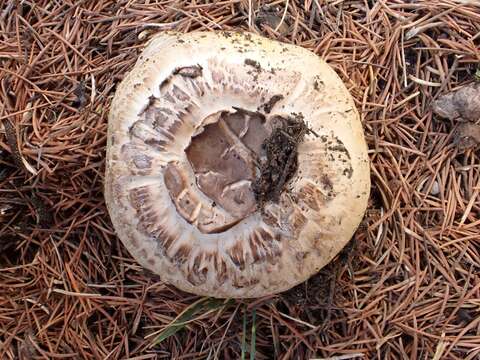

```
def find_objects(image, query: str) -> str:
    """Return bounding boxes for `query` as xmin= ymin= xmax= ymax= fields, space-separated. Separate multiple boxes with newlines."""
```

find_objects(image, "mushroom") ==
xmin=105 ymin=31 xmax=370 ymax=298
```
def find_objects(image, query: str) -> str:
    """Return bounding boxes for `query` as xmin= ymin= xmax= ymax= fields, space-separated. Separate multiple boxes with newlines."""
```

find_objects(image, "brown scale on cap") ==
xmin=105 ymin=30 xmax=370 ymax=298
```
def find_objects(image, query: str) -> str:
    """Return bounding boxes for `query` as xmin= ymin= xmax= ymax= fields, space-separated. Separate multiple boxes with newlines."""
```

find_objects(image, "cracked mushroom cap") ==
xmin=105 ymin=31 xmax=370 ymax=298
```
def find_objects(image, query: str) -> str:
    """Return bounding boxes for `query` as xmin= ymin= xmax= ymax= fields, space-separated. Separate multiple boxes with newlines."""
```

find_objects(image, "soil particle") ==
xmin=72 ymin=80 xmax=87 ymax=108
xmin=313 ymin=77 xmax=325 ymax=91
xmin=343 ymin=167 xmax=354 ymax=178
xmin=253 ymin=115 xmax=308 ymax=205
xmin=259 ymin=94 xmax=283 ymax=114
xmin=328 ymin=137 xmax=351 ymax=159
xmin=244 ymin=58 xmax=261 ymax=71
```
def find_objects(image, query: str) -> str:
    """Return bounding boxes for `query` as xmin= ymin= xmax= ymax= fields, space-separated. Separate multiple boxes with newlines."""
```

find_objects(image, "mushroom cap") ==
xmin=105 ymin=31 xmax=370 ymax=298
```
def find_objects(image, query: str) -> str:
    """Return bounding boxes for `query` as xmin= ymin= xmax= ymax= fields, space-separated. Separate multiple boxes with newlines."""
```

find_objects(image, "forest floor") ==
xmin=1 ymin=1 xmax=479 ymax=359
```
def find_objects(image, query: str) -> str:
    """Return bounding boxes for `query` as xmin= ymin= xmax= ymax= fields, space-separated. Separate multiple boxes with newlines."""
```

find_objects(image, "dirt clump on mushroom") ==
xmin=253 ymin=114 xmax=309 ymax=206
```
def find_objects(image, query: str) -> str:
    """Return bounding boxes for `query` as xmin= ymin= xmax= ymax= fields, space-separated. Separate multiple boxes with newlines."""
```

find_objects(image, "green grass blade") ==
xmin=151 ymin=297 xmax=233 ymax=345
xmin=241 ymin=305 xmax=248 ymax=360
xmin=250 ymin=308 xmax=257 ymax=360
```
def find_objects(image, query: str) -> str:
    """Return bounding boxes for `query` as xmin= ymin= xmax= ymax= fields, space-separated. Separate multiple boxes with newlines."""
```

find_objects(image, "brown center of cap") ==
xmin=163 ymin=109 xmax=272 ymax=233
xmin=186 ymin=109 xmax=269 ymax=220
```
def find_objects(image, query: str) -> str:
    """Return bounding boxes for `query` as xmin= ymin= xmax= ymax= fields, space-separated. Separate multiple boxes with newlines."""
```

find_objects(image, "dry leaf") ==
xmin=432 ymin=82 xmax=480 ymax=122
xmin=453 ymin=122 xmax=480 ymax=150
